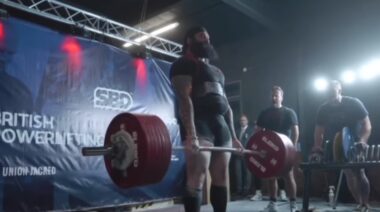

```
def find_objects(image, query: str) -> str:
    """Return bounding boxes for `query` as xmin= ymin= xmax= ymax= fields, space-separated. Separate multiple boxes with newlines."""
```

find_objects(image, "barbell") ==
xmin=81 ymin=113 xmax=297 ymax=188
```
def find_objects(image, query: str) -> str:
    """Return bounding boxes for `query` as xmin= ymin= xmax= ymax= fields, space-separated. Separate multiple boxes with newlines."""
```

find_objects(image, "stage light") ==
xmin=134 ymin=35 xmax=150 ymax=43
xmin=0 ymin=21 xmax=4 ymax=43
xmin=134 ymin=58 xmax=148 ymax=91
xmin=340 ymin=70 xmax=356 ymax=84
xmin=123 ymin=22 xmax=179 ymax=48
xmin=61 ymin=36 xmax=82 ymax=72
xmin=314 ymin=77 xmax=328 ymax=92
xmin=150 ymin=22 xmax=179 ymax=36
xmin=359 ymin=59 xmax=380 ymax=80
xmin=123 ymin=42 xmax=133 ymax=48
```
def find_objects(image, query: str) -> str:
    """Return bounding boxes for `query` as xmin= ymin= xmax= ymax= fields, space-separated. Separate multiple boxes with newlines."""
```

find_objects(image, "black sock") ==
xmin=210 ymin=185 xmax=227 ymax=212
xmin=183 ymin=187 xmax=202 ymax=212
xmin=270 ymin=197 xmax=277 ymax=202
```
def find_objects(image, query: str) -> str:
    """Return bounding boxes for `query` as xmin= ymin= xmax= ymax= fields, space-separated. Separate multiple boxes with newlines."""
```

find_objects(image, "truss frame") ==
xmin=1 ymin=0 xmax=182 ymax=58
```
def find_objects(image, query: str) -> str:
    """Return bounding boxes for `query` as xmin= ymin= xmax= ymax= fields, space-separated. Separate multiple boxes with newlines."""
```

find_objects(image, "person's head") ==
xmin=271 ymin=86 xmax=284 ymax=107
xmin=240 ymin=114 xmax=249 ymax=127
xmin=327 ymin=80 xmax=342 ymax=101
xmin=182 ymin=26 xmax=218 ymax=60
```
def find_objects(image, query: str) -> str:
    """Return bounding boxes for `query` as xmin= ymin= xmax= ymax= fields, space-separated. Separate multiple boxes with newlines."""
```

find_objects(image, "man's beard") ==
xmin=190 ymin=42 xmax=218 ymax=60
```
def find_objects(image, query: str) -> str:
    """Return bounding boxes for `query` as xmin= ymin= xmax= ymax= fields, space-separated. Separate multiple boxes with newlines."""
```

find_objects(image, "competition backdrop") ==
xmin=0 ymin=17 xmax=185 ymax=211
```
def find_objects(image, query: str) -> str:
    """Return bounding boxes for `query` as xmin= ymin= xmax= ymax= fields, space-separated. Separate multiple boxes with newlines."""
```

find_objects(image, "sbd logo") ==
xmin=93 ymin=87 xmax=133 ymax=111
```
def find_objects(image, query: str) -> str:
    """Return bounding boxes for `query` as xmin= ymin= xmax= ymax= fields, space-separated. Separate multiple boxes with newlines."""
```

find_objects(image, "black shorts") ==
xmin=179 ymin=114 xmax=231 ymax=147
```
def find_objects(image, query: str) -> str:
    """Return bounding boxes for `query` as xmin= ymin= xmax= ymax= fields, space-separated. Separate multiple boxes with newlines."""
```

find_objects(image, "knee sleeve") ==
xmin=210 ymin=185 xmax=227 ymax=212
xmin=183 ymin=187 xmax=202 ymax=212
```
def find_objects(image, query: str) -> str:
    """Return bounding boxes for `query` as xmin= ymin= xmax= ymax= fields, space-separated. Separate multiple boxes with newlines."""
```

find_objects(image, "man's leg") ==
xmin=283 ymin=169 xmax=297 ymax=200
xmin=242 ymin=159 xmax=252 ymax=196
xmin=278 ymin=178 xmax=287 ymax=201
xmin=183 ymin=142 xmax=211 ymax=212
xmin=260 ymin=178 xmax=278 ymax=212
xmin=234 ymin=156 xmax=243 ymax=195
xmin=229 ymin=156 xmax=238 ymax=196
xmin=268 ymin=178 xmax=278 ymax=200
xmin=358 ymin=169 xmax=370 ymax=207
xmin=344 ymin=169 xmax=370 ymax=208
xmin=250 ymin=175 xmax=263 ymax=201
xmin=209 ymin=151 xmax=231 ymax=212
xmin=283 ymin=168 xmax=298 ymax=211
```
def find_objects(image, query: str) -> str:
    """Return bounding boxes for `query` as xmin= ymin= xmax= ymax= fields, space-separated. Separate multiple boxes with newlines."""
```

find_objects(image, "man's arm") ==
xmin=225 ymin=106 xmax=238 ymax=140
xmin=171 ymin=76 xmax=197 ymax=144
xmin=358 ymin=115 xmax=371 ymax=143
xmin=313 ymin=125 xmax=325 ymax=150
xmin=289 ymin=109 xmax=299 ymax=145
xmin=225 ymin=106 xmax=244 ymax=149
xmin=290 ymin=125 xmax=299 ymax=145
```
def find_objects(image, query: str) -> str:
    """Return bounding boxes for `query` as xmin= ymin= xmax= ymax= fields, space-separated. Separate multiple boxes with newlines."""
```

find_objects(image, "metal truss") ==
xmin=1 ymin=0 xmax=182 ymax=58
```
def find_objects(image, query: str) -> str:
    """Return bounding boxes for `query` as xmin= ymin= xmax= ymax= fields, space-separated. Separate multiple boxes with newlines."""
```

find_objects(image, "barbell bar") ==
xmin=82 ymin=146 xmax=266 ymax=157
xmin=81 ymin=113 xmax=297 ymax=188
xmin=173 ymin=146 xmax=266 ymax=157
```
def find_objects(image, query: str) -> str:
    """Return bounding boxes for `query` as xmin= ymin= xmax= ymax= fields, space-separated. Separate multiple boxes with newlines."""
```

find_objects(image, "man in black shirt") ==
xmin=170 ymin=26 xmax=244 ymax=212
xmin=312 ymin=80 xmax=371 ymax=211
xmin=256 ymin=86 xmax=299 ymax=212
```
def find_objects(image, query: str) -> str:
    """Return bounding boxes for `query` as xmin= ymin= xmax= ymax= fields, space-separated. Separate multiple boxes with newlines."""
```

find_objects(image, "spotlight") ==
xmin=340 ymin=70 xmax=356 ymax=84
xmin=314 ymin=77 xmax=328 ymax=92
xmin=359 ymin=59 xmax=380 ymax=80
xmin=129 ymin=45 xmax=148 ymax=59
xmin=123 ymin=22 xmax=179 ymax=48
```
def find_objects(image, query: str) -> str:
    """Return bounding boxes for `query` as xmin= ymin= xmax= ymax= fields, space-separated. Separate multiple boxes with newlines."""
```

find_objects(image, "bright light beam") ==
xmin=341 ymin=70 xmax=356 ymax=84
xmin=359 ymin=59 xmax=380 ymax=80
xmin=123 ymin=22 xmax=179 ymax=48
xmin=314 ymin=77 xmax=328 ymax=92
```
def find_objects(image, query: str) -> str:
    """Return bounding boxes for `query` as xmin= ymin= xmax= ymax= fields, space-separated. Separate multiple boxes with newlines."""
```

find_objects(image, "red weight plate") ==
xmin=245 ymin=129 xmax=296 ymax=178
xmin=280 ymin=133 xmax=297 ymax=176
xmin=151 ymin=116 xmax=171 ymax=183
xmin=104 ymin=113 xmax=147 ymax=188
xmin=133 ymin=116 xmax=156 ymax=185
xmin=144 ymin=119 xmax=162 ymax=184
xmin=104 ymin=113 xmax=170 ymax=188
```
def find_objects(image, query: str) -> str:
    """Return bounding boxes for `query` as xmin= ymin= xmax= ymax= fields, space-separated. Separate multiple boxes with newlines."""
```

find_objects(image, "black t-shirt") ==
xmin=316 ymin=96 xmax=368 ymax=141
xmin=169 ymin=57 xmax=229 ymax=116
xmin=257 ymin=106 xmax=298 ymax=137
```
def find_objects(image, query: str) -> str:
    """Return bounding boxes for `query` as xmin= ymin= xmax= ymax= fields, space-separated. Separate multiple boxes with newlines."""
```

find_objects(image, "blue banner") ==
xmin=0 ymin=17 xmax=185 ymax=211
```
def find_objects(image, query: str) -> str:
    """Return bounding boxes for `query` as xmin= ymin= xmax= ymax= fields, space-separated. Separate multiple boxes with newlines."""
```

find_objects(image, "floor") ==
xmin=137 ymin=198 xmax=380 ymax=212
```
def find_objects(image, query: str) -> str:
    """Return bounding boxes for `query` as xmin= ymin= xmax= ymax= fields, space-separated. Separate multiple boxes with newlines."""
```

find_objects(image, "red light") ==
xmin=61 ymin=37 xmax=81 ymax=53
xmin=0 ymin=21 xmax=5 ymax=42
xmin=133 ymin=58 xmax=148 ymax=90
xmin=0 ymin=21 xmax=5 ymax=49
xmin=61 ymin=36 xmax=82 ymax=72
